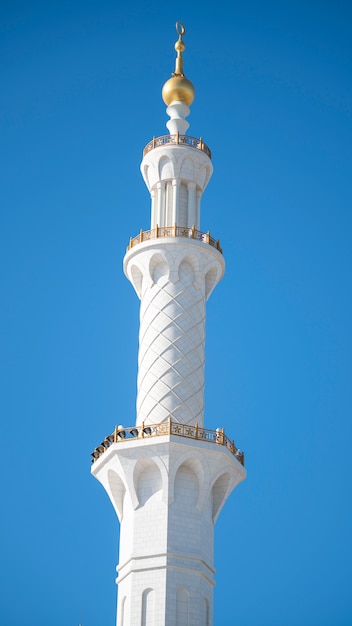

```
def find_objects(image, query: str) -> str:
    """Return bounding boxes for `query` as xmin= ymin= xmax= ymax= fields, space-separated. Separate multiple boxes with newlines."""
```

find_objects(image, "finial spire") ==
xmin=173 ymin=22 xmax=186 ymax=77
xmin=162 ymin=21 xmax=195 ymax=135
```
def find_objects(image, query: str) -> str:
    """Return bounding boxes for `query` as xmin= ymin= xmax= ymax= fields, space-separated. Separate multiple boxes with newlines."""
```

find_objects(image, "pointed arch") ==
xmin=149 ymin=252 xmax=169 ymax=285
xmin=180 ymin=155 xmax=196 ymax=180
xmin=169 ymin=451 xmax=209 ymax=511
xmin=141 ymin=588 xmax=155 ymax=626
xmin=211 ymin=472 xmax=231 ymax=522
xmin=107 ymin=470 xmax=127 ymax=522
xmin=205 ymin=266 xmax=219 ymax=300
xmin=158 ymin=155 xmax=174 ymax=180
xmin=176 ymin=588 xmax=190 ymax=626
xmin=130 ymin=264 xmax=143 ymax=299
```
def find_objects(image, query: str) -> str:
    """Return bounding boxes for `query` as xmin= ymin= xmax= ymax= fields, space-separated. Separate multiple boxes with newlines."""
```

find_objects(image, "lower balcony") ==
xmin=91 ymin=419 xmax=244 ymax=466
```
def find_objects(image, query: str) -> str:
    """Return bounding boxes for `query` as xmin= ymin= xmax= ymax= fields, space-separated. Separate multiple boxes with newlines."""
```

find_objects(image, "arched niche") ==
xmin=130 ymin=264 xmax=143 ymax=299
xmin=204 ymin=597 xmax=210 ymax=626
xmin=141 ymin=588 xmax=155 ymax=626
xmin=180 ymin=155 xmax=195 ymax=181
xmin=205 ymin=266 xmax=219 ymax=300
xmin=134 ymin=458 xmax=162 ymax=507
xmin=107 ymin=470 xmax=126 ymax=522
xmin=179 ymin=253 xmax=198 ymax=273
xmin=176 ymin=588 xmax=190 ymax=626
xmin=119 ymin=596 xmax=126 ymax=626
xmin=174 ymin=463 xmax=198 ymax=508
xmin=211 ymin=472 xmax=231 ymax=523
xmin=149 ymin=252 xmax=169 ymax=285
xmin=142 ymin=163 xmax=150 ymax=188
xmin=169 ymin=452 xmax=209 ymax=510
xmin=158 ymin=155 xmax=174 ymax=180
xmin=178 ymin=259 xmax=195 ymax=289
xmin=200 ymin=163 xmax=212 ymax=190
xmin=172 ymin=453 xmax=208 ymax=511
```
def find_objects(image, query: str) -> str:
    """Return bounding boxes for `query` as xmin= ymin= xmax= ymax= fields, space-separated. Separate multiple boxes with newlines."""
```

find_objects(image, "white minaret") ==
xmin=91 ymin=22 xmax=246 ymax=626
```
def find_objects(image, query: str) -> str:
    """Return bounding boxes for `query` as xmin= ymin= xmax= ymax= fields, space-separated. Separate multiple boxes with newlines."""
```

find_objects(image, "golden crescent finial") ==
xmin=161 ymin=21 xmax=195 ymax=107
xmin=173 ymin=21 xmax=186 ymax=77
xmin=176 ymin=21 xmax=185 ymax=37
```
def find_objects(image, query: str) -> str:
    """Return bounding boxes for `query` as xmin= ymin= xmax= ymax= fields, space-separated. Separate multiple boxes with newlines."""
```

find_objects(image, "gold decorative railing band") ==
xmin=91 ymin=419 xmax=244 ymax=466
xmin=143 ymin=134 xmax=211 ymax=159
xmin=127 ymin=225 xmax=222 ymax=253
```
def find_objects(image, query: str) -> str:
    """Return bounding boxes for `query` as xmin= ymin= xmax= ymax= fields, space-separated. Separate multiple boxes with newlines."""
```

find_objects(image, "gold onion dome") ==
xmin=162 ymin=22 xmax=195 ymax=107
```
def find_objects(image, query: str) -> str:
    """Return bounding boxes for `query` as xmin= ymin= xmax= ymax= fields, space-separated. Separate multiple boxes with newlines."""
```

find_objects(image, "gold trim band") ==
xmin=91 ymin=419 xmax=244 ymax=466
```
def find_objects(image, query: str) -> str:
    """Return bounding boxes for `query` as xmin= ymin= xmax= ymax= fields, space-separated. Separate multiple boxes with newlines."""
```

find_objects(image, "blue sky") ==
xmin=1 ymin=1 xmax=352 ymax=625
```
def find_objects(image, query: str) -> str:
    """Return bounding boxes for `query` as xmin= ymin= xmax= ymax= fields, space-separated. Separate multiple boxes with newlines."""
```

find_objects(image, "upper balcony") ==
xmin=143 ymin=134 xmax=212 ymax=159
xmin=126 ymin=225 xmax=222 ymax=253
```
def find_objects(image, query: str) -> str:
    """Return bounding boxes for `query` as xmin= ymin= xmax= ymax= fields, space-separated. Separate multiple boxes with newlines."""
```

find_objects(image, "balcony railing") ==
xmin=143 ymin=134 xmax=211 ymax=159
xmin=91 ymin=419 xmax=244 ymax=466
xmin=127 ymin=225 xmax=222 ymax=253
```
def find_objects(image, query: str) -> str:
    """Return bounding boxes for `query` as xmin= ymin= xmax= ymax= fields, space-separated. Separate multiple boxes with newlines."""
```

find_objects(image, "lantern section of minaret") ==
xmin=91 ymin=22 xmax=246 ymax=626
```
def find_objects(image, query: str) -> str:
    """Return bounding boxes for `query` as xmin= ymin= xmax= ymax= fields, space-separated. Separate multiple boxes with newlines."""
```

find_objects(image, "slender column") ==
xmin=187 ymin=182 xmax=196 ymax=228
xmin=156 ymin=182 xmax=164 ymax=227
xmin=196 ymin=190 xmax=202 ymax=230
xmin=151 ymin=188 xmax=157 ymax=229
xmin=172 ymin=178 xmax=180 ymax=225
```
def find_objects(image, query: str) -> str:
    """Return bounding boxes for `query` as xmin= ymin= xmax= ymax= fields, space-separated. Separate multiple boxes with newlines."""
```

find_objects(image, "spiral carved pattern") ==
xmin=124 ymin=241 xmax=224 ymax=428
xmin=137 ymin=258 xmax=206 ymax=427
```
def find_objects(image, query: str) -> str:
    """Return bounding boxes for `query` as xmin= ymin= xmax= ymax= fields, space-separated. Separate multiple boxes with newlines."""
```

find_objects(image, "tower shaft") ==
xmin=91 ymin=22 xmax=246 ymax=626
xmin=125 ymin=233 xmax=224 ymax=428
xmin=96 ymin=436 xmax=243 ymax=626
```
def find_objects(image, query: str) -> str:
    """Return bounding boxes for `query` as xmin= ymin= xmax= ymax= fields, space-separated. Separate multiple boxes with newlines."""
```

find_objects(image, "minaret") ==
xmin=91 ymin=23 xmax=246 ymax=626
